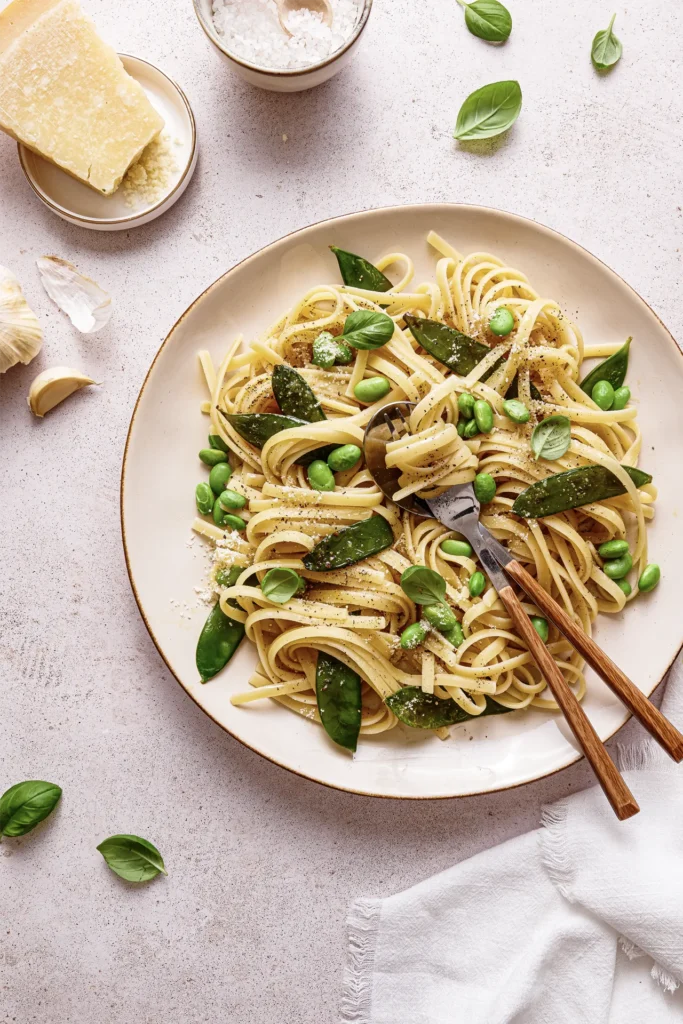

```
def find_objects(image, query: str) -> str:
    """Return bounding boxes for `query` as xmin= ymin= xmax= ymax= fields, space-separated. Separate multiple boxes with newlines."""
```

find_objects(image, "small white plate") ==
xmin=18 ymin=55 xmax=197 ymax=231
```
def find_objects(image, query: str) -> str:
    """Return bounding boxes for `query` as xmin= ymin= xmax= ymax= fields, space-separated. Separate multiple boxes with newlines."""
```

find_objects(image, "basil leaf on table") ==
xmin=591 ymin=14 xmax=622 ymax=70
xmin=512 ymin=464 xmax=652 ymax=518
xmin=330 ymin=247 xmax=393 ymax=293
xmin=530 ymin=415 xmax=572 ymax=461
xmin=316 ymin=652 xmax=362 ymax=752
xmin=580 ymin=338 xmax=630 ymax=395
xmin=0 ymin=780 xmax=62 ymax=837
xmin=97 ymin=834 xmax=167 ymax=882
xmin=341 ymin=310 xmax=395 ymax=350
xmin=260 ymin=567 xmax=304 ymax=604
xmin=386 ymin=687 xmax=516 ymax=729
xmin=453 ymin=80 xmax=522 ymax=141
xmin=456 ymin=0 xmax=512 ymax=42
xmin=400 ymin=565 xmax=447 ymax=605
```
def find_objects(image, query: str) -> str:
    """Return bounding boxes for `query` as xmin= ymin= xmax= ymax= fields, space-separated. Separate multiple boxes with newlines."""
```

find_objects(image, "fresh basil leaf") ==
xmin=341 ymin=310 xmax=395 ymax=351
xmin=97 ymin=834 xmax=167 ymax=882
xmin=400 ymin=565 xmax=447 ymax=605
xmin=260 ymin=567 xmax=304 ymax=604
xmin=386 ymin=687 xmax=516 ymax=728
xmin=591 ymin=14 xmax=622 ymax=70
xmin=530 ymin=415 xmax=572 ymax=462
xmin=0 ymin=780 xmax=62 ymax=837
xmin=453 ymin=80 xmax=522 ymax=141
xmin=458 ymin=0 xmax=512 ymax=42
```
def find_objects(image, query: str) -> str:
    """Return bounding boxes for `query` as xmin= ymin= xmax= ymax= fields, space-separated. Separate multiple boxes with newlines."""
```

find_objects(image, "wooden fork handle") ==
xmin=498 ymin=583 xmax=639 ymax=820
xmin=505 ymin=559 xmax=683 ymax=762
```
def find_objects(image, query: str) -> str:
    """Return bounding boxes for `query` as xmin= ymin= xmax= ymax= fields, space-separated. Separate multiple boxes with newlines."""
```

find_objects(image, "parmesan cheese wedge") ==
xmin=0 ymin=0 xmax=164 ymax=195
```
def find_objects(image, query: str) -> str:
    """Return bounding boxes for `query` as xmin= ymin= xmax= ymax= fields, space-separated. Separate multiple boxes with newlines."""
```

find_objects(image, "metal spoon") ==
xmin=275 ymin=0 xmax=333 ymax=36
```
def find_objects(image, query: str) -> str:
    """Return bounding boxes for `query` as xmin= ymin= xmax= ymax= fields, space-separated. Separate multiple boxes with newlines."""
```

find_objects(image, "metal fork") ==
xmin=364 ymin=401 xmax=683 ymax=820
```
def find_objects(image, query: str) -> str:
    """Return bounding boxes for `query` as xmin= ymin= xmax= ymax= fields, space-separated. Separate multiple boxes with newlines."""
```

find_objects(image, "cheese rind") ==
xmin=0 ymin=0 xmax=164 ymax=194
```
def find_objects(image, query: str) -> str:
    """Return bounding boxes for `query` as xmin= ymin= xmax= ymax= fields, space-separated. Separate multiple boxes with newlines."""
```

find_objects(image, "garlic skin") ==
xmin=27 ymin=367 xmax=98 ymax=418
xmin=36 ymin=256 xmax=112 ymax=334
xmin=0 ymin=266 xmax=43 ymax=373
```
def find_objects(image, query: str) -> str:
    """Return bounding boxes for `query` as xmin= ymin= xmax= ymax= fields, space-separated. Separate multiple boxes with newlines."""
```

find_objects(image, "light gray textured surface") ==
xmin=1 ymin=0 xmax=681 ymax=1021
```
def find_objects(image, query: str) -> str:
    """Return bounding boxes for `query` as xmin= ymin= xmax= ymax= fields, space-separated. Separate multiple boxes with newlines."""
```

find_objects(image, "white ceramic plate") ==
xmin=121 ymin=204 xmax=683 ymax=799
xmin=19 ymin=55 xmax=197 ymax=231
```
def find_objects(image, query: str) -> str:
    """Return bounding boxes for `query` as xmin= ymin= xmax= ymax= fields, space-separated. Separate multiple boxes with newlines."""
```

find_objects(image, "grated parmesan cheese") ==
xmin=121 ymin=132 xmax=180 ymax=209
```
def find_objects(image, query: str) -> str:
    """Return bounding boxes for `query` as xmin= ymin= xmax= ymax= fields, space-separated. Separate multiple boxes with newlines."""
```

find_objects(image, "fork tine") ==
xmin=383 ymin=411 xmax=398 ymax=438
xmin=395 ymin=405 xmax=409 ymax=434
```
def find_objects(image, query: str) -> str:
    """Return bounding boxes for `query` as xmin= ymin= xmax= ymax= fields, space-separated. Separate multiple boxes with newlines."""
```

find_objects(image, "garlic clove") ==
xmin=36 ymin=256 xmax=112 ymax=334
xmin=27 ymin=366 xmax=98 ymax=418
xmin=0 ymin=266 xmax=43 ymax=374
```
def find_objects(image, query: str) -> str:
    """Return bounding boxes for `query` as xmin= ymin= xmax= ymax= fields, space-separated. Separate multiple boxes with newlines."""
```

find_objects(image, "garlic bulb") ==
xmin=0 ymin=266 xmax=43 ymax=374
xmin=27 ymin=367 xmax=98 ymax=418
xmin=36 ymin=256 xmax=112 ymax=334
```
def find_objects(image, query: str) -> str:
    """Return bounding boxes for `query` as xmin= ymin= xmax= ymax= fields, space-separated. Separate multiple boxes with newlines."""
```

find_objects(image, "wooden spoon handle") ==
xmin=505 ymin=559 xmax=683 ymax=762
xmin=498 ymin=583 xmax=639 ymax=820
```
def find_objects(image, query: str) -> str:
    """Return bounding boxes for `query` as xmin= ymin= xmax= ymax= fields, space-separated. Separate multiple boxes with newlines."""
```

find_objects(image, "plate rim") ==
xmin=120 ymin=201 xmax=683 ymax=799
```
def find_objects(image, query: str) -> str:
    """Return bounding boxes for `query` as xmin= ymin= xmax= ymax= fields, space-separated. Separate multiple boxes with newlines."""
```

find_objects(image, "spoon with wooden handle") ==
xmin=275 ymin=0 xmax=333 ymax=35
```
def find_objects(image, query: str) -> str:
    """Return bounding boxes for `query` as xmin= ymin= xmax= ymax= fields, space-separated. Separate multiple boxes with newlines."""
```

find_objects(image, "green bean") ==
xmin=457 ymin=419 xmax=467 ymax=437
xmin=530 ymin=616 xmax=549 ymax=643
xmin=400 ymin=622 xmax=428 ymax=650
xmin=463 ymin=419 xmax=480 ymax=439
xmin=209 ymin=462 xmax=232 ymax=495
xmin=469 ymin=571 xmax=486 ymax=597
xmin=327 ymin=444 xmax=362 ymax=472
xmin=423 ymin=603 xmax=457 ymax=632
xmin=592 ymin=380 xmax=615 ymax=410
xmin=612 ymin=386 xmax=631 ymax=410
xmin=458 ymin=393 xmax=475 ymax=419
xmin=218 ymin=488 xmax=247 ymax=511
xmin=616 ymin=579 xmax=632 ymax=597
xmin=353 ymin=376 xmax=391 ymax=403
xmin=474 ymin=472 xmax=496 ymax=504
xmin=502 ymin=398 xmax=530 ymax=424
xmin=598 ymin=539 xmax=629 ymax=559
xmin=199 ymin=448 xmax=228 ymax=467
xmin=440 ymin=539 xmax=473 ymax=557
xmin=603 ymin=553 xmax=633 ymax=579
xmin=195 ymin=482 xmax=214 ymax=516
xmin=223 ymin=513 xmax=246 ymax=531
xmin=208 ymin=434 xmax=229 ymax=453
xmin=489 ymin=306 xmax=515 ymax=336
xmin=442 ymin=621 xmax=465 ymax=647
xmin=307 ymin=459 xmax=335 ymax=492
xmin=638 ymin=564 xmax=661 ymax=593
xmin=473 ymin=399 xmax=494 ymax=434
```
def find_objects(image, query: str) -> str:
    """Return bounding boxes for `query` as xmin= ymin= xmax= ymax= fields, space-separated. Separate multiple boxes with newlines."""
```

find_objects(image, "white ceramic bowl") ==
xmin=193 ymin=0 xmax=372 ymax=92
xmin=18 ymin=55 xmax=197 ymax=231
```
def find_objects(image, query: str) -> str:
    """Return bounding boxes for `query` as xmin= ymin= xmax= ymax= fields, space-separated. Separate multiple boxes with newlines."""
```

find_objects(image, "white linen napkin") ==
xmin=341 ymin=657 xmax=683 ymax=1024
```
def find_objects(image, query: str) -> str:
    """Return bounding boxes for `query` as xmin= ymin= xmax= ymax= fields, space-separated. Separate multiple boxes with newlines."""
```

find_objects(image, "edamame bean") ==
xmin=423 ymin=603 xmax=457 ymax=632
xmin=469 ymin=571 xmax=486 ymax=597
xmin=457 ymin=419 xmax=467 ymax=438
xmin=209 ymin=462 xmax=232 ymax=495
xmin=440 ymin=539 xmax=473 ymax=558
xmin=213 ymin=497 xmax=226 ymax=526
xmin=474 ymin=399 xmax=494 ymax=434
xmin=592 ymin=380 xmax=615 ymax=410
xmin=307 ymin=459 xmax=335 ymax=492
xmin=598 ymin=539 xmax=629 ymax=559
xmin=638 ymin=563 xmax=661 ymax=593
xmin=530 ymin=616 xmax=549 ymax=643
xmin=327 ymin=444 xmax=362 ymax=472
xmin=312 ymin=331 xmax=338 ymax=369
xmin=489 ymin=306 xmax=515 ymax=336
xmin=223 ymin=513 xmax=247 ymax=531
xmin=199 ymin=448 xmax=228 ymax=467
xmin=195 ymin=482 xmax=214 ymax=516
xmin=209 ymin=434 xmax=229 ymax=453
xmin=463 ymin=419 xmax=480 ymax=439
xmin=603 ymin=553 xmax=633 ymax=579
xmin=335 ymin=342 xmax=354 ymax=365
xmin=474 ymin=472 xmax=496 ymax=504
xmin=354 ymin=376 xmax=391 ymax=404
xmin=400 ymin=622 xmax=428 ymax=650
xmin=612 ymin=386 xmax=631 ymax=410
xmin=616 ymin=579 xmax=632 ymax=596
xmin=502 ymin=399 xmax=530 ymax=424
xmin=442 ymin=621 xmax=465 ymax=647
xmin=458 ymin=393 xmax=475 ymax=420
xmin=218 ymin=488 xmax=247 ymax=511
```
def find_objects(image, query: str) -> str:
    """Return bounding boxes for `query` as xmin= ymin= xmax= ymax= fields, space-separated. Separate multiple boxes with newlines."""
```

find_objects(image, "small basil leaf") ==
xmin=591 ymin=14 xmax=622 ymax=70
xmin=400 ymin=565 xmax=447 ymax=605
xmin=453 ymin=80 xmax=522 ymax=141
xmin=0 ymin=780 xmax=62 ymax=837
xmin=261 ymin=567 xmax=304 ymax=604
xmin=459 ymin=0 xmax=512 ymax=42
xmin=386 ymin=687 xmax=516 ymax=728
xmin=530 ymin=415 xmax=572 ymax=462
xmin=97 ymin=834 xmax=167 ymax=882
xmin=341 ymin=310 xmax=395 ymax=351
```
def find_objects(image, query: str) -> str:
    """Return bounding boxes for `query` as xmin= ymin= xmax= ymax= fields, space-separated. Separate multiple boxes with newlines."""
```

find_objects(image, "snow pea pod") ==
xmin=196 ymin=601 xmax=245 ymax=683
xmin=272 ymin=364 xmax=326 ymax=422
xmin=303 ymin=515 xmax=394 ymax=571
xmin=316 ymin=651 xmax=362 ymax=751
xmin=404 ymin=314 xmax=490 ymax=376
xmin=224 ymin=412 xmax=336 ymax=467
xmin=386 ymin=687 xmax=515 ymax=729
xmin=580 ymin=338 xmax=631 ymax=395
xmin=330 ymin=246 xmax=393 ymax=293
xmin=512 ymin=464 xmax=652 ymax=519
